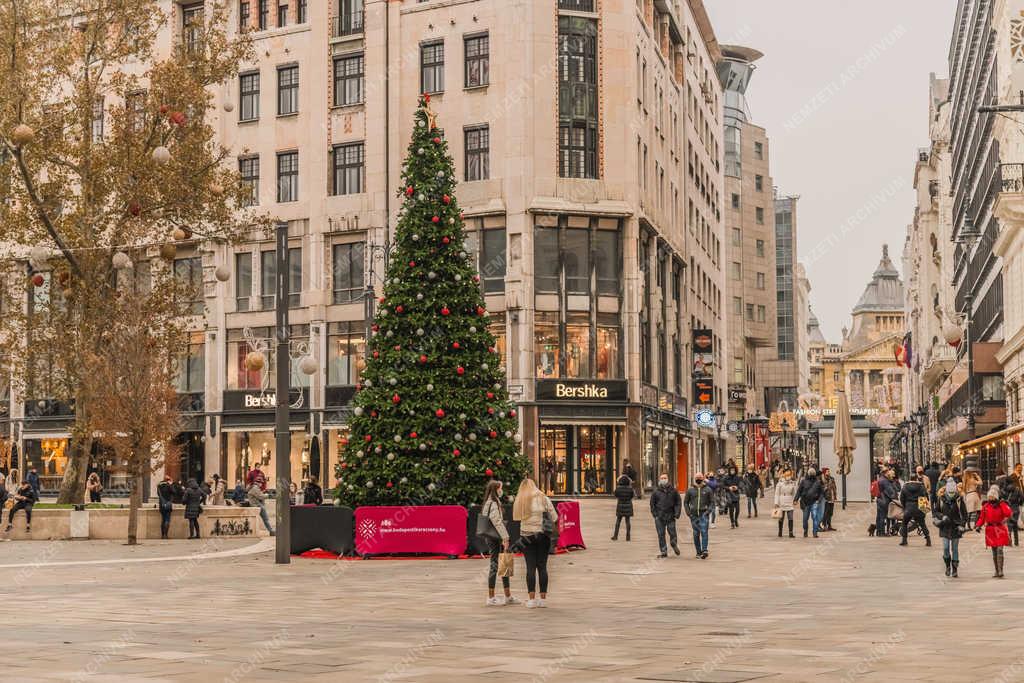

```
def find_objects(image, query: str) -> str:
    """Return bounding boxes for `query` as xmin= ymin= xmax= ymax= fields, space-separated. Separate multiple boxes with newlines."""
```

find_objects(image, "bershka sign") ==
xmin=244 ymin=393 xmax=276 ymax=408
xmin=536 ymin=379 xmax=628 ymax=402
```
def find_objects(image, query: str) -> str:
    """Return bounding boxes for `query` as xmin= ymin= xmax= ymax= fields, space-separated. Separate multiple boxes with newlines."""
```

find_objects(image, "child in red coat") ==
xmin=976 ymin=485 xmax=1013 ymax=578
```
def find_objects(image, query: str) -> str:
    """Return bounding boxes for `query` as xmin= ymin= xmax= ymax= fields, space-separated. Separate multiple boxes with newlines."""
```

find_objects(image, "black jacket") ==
xmin=182 ymin=485 xmax=204 ymax=519
xmin=924 ymin=465 xmax=942 ymax=497
xmin=613 ymin=483 xmax=635 ymax=517
xmin=743 ymin=471 xmax=762 ymax=497
xmin=899 ymin=481 xmax=929 ymax=510
xmin=794 ymin=476 xmax=824 ymax=506
xmin=684 ymin=484 xmax=714 ymax=518
xmin=1000 ymin=479 xmax=1024 ymax=508
xmin=877 ymin=477 xmax=897 ymax=506
xmin=932 ymin=493 xmax=968 ymax=539
xmin=14 ymin=484 xmax=38 ymax=504
xmin=719 ymin=474 xmax=742 ymax=503
xmin=157 ymin=482 xmax=174 ymax=510
xmin=650 ymin=485 xmax=682 ymax=521
xmin=303 ymin=482 xmax=324 ymax=506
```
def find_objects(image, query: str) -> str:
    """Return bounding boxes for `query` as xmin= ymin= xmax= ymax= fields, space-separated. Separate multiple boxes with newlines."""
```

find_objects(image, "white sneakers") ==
xmin=486 ymin=596 xmax=506 ymax=606
xmin=537 ymin=598 xmax=546 ymax=608
xmin=524 ymin=598 xmax=547 ymax=608
xmin=504 ymin=596 xmax=521 ymax=605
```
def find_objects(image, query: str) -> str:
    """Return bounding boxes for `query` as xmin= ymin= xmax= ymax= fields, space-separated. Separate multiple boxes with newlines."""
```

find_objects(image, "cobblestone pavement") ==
xmin=3 ymin=499 xmax=1022 ymax=683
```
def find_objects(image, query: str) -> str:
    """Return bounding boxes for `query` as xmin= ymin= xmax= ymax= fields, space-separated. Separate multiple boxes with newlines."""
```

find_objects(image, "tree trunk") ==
xmin=56 ymin=437 xmax=91 ymax=505
xmin=127 ymin=466 xmax=143 ymax=545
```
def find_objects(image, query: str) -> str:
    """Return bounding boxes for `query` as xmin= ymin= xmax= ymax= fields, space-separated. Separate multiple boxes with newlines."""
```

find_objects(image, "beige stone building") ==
xmin=2 ymin=0 xmax=728 ymax=496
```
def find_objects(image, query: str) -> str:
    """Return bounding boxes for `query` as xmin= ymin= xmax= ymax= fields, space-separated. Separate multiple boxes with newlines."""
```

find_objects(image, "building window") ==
xmin=564 ymin=228 xmax=590 ymax=295
xmin=127 ymin=90 xmax=147 ymax=132
xmin=336 ymin=0 xmax=363 ymax=37
xmin=239 ymin=71 xmax=259 ymax=121
xmin=595 ymin=230 xmax=620 ymax=296
xmin=182 ymin=3 xmax=204 ymax=53
xmin=258 ymin=0 xmax=268 ymax=29
xmin=239 ymin=1 xmax=250 ymax=30
xmin=227 ymin=326 xmax=308 ymax=390
xmin=535 ymin=312 xmax=560 ymax=379
xmin=756 ymin=207 xmax=765 ymax=224
xmin=566 ymin=313 xmax=591 ymax=378
xmin=239 ymin=155 xmax=259 ymax=206
xmin=558 ymin=16 xmax=598 ymax=179
xmin=757 ymin=305 xmax=766 ymax=323
xmin=91 ymin=98 xmax=104 ymax=142
xmin=464 ymin=125 xmax=489 ymax=181
xmin=755 ymin=174 xmax=764 ymax=192
xmin=733 ymin=296 xmax=742 ymax=315
xmin=731 ymin=193 xmax=740 ymax=209
xmin=288 ymin=247 xmax=301 ymax=308
xmin=277 ymin=151 xmax=298 ymax=202
xmin=420 ymin=41 xmax=445 ymax=94
xmin=745 ymin=303 xmax=754 ymax=321
xmin=488 ymin=313 xmax=507 ymax=370
xmin=465 ymin=222 xmax=507 ymax=294
xmin=730 ymin=262 xmax=741 ymax=280
xmin=333 ymin=53 xmax=364 ymax=106
xmin=235 ymin=252 xmax=252 ymax=311
xmin=756 ymin=239 xmax=765 ymax=258
xmin=657 ymin=328 xmax=667 ymax=388
xmin=173 ymin=257 xmax=203 ymax=316
xmin=176 ymin=332 xmax=205 ymax=394
xmin=731 ymin=227 xmax=741 ymax=246
xmin=332 ymin=242 xmax=364 ymax=304
xmin=297 ymin=0 xmax=306 ymax=23
xmin=754 ymin=141 xmax=764 ymax=159
xmin=464 ymin=33 xmax=489 ymax=88
xmin=332 ymin=142 xmax=364 ymax=195
xmin=328 ymin=322 xmax=364 ymax=386
xmin=259 ymin=247 xmax=301 ymax=309
xmin=535 ymin=228 xmax=559 ymax=293
xmin=277 ymin=1 xmax=287 ymax=27
xmin=756 ymin=272 xmax=765 ymax=290
xmin=598 ymin=314 xmax=622 ymax=379
xmin=277 ymin=65 xmax=298 ymax=115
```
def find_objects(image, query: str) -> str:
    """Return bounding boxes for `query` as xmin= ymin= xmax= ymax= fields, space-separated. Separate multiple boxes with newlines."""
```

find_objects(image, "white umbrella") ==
xmin=834 ymin=390 xmax=857 ymax=509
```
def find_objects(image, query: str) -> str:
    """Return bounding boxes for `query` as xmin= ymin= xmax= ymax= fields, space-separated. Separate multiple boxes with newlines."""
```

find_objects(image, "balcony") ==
xmin=921 ymin=343 xmax=956 ymax=387
xmin=994 ymin=162 xmax=1024 ymax=256
xmin=332 ymin=10 xmax=363 ymax=39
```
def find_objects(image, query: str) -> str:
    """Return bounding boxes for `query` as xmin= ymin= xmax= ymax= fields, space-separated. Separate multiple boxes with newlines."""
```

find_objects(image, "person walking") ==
xmin=820 ymin=468 xmax=838 ymax=531
xmin=874 ymin=470 xmax=897 ymax=537
xmin=976 ymin=485 xmax=1013 ymax=578
xmin=86 ymin=472 xmax=103 ymax=503
xmin=999 ymin=471 xmax=1024 ymax=547
xmin=182 ymin=478 xmax=204 ymax=539
xmin=208 ymin=474 xmax=226 ymax=506
xmin=512 ymin=477 xmax=557 ymax=608
xmin=743 ymin=464 xmax=763 ymax=519
xmin=924 ymin=461 xmax=942 ymax=503
xmin=794 ymin=468 xmax=824 ymax=538
xmin=898 ymin=474 xmax=932 ymax=547
xmin=773 ymin=470 xmax=797 ymax=538
xmin=684 ymin=473 xmax=714 ymax=559
xmin=5 ymin=480 xmax=38 ymax=533
xmin=611 ymin=475 xmax=634 ymax=541
xmin=623 ymin=460 xmax=640 ymax=500
xmin=649 ymin=473 xmax=682 ymax=558
xmin=247 ymin=478 xmax=275 ymax=536
xmin=157 ymin=475 xmax=174 ymax=539
xmin=303 ymin=477 xmax=324 ymax=506
xmin=705 ymin=471 xmax=719 ymax=528
xmin=933 ymin=479 xmax=968 ymax=577
xmin=963 ymin=470 xmax=983 ymax=527
xmin=720 ymin=465 xmax=743 ymax=529
xmin=480 ymin=480 xmax=519 ymax=606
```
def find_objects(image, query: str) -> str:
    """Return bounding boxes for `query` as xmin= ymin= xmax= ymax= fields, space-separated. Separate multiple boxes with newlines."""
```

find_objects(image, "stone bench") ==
xmin=1 ymin=506 xmax=270 ymax=540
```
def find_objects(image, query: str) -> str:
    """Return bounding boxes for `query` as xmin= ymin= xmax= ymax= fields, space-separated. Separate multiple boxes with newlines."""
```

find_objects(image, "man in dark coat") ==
xmin=719 ymin=466 xmax=743 ymax=528
xmin=612 ymin=475 xmax=634 ymax=541
xmin=743 ymin=464 xmax=763 ymax=518
xmin=874 ymin=470 xmax=897 ymax=537
xmin=649 ymin=474 xmax=682 ymax=558
xmin=684 ymin=474 xmax=714 ymax=559
xmin=623 ymin=460 xmax=640 ymax=500
xmin=303 ymin=477 xmax=324 ymax=506
xmin=924 ymin=461 xmax=942 ymax=502
xmin=899 ymin=475 xmax=931 ymax=547
xmin=794 ymin=469 xmax=825 ymax=537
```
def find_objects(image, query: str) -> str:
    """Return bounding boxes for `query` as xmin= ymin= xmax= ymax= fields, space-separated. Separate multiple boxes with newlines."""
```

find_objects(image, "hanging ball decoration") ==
xmin=388 ymin=377 xmax=397 ymax=386
xmin=172 ymin=227 xmax=189 ymax=241
xmin=453 ymin=273 xmax=460 ymax=281
xmin=416 ymin=293 xmax=424 ymax=301
xmin=245 ymin=351 xmax=265 ymax=371
xmin=223 ymin=101 xmax=235 ymax=113
xmin=456 ymin=366 xmax=465 ymax=375
xmin=428 ymin=483 xmax=436 ymax=491
xmin=494 ymin=383 xmax=502 ymax=390
xmin=395 ymin=305 xmax=404 ymax=314
xmin=386 ymin=330 xmax=394 ymax=338
xmin=459 ymin=413 xmax=467 ymax=420
xmin=426 ymin=383 xmax=434 ymax=391
xmin=428 ymin=271 xmax=437 ymax=280
xmin=436 ymin=408 xmax=445 ymax=418
xmin=489 ymin=430 xmax=498 ymax=439
xmin=943 ymin=324 xmax=963 ymax=347
xmin=353 ymin=406 xmax=364 ymax=417
xmin=406 ymin=186 xmax=414 ymax=196
xmin=470 ymin=326 xmax=477 ymax=333
xmin=299 ymin=355 xmax=318 ymax=376
xmin=510 ymin=409 xmax=517 ymax=418
xmin=210 ymin=182 xmax=225 ymax=196
xmin=29 ymin=245 xmax=49 ymax=268
xmin=481 ymin=363 xmax=489 ymax=371
xmin=432 ymin=136 xmax=441 ymax=144
xmin=412 ymin=234 xmax=420 ymax=241
xmin=393 ymin=435 xmax=401 ymax=443
xmin=487 ymin=407 xmax=495 ymax=415
xmin=473 ymin=275 xmax=481 ymax=283
xmin=453 ymin=448 xmax=461 ymax=456
xmin=30 ymin=273 xmax=45 ymax=287
xmin=169 ymin=111 xmax=187 ymax=126
xmin=419 ymin=443 xmax=427 ymax=451
xmin=417 ymin=194 xmax=425 ymax=201
xmin=392 ymin=393 xmax=401 ymax=404
xmin=417 ymin=147 xmax=425 ymax=155
xmin=11 ymin=124 xmax=36 ymax=146
xmin=452 ymin=342 xmax=460 ymax=349
xmin=374 ymin=446 xmax=382 ymax=453
xmin=442 ymin=237 xmax=451 ymax=245
xmin=458 ymin=463 xmax=467 ymax=472
xmin=160 ymin=243 xmax=177 ymax=260
xmin=112 ymin=252 xmax=132 ymax=270
xmin=416 ymin=328 xmax=425 ymax=336
xmin=431 ymin=215 xmax=440 ymax=223
xmin=477 ymin=306 xmax=486 ymax=316
xmin=364 ymin=379 xmax=373 ymax=387
xmin=152 ymin=146 xmax=171 ymax=164
xmin=486 ymin=391 xmax=494 ymax=399
xmin=455 ymin=433 xmax=463 ymax=441
xmin=372 ymin=351 xmax=379 ymax=359
xmin=443 ymin=194 xmax=451 ymax=204
xmin=366 ymin=481 xmax=374 ymax=488
xmin=436 ymin=170 xmax=445 ymax=179
xmin=215 ymin=264 xmax=231 ymax=282
xmin=514 ymin=433 xmax=523 ymax=443
xmin=386 ymin=452 xmax=396 ymax=461
xmin=420 ymin=354 xmax=428 ymax=364
xmin=356 ymin=358 xmax=367 ymax=370
xmin=485 ymin=468 xmax=494 ymax=477
xmin=448 ymin=218 xmax=455 ymax=225
xmin=408 ymin=260 xmax=416 ymax=267
xmin=400 ymin=477 xmax=408 ymax=484
xmin=441 ymin=306 xmax=450 ymax=316
xmin=365 ymin=434 xmax=373 ymax=442
xmin=468 ymin=433 xmax=477 ymax=441
xmin=505 ymin=430 xmax=513 ymax=438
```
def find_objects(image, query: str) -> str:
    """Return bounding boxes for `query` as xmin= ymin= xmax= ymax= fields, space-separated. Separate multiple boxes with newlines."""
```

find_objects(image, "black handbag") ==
xmin=476 ymin=501 xmax=502 ymax=540
xmin=542 ymin=510 xmax=556 ymax=535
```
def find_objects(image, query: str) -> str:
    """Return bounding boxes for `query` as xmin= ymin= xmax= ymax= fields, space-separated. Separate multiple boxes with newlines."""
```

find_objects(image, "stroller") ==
xmin=883 ymin=499 xmax=924 ymax=537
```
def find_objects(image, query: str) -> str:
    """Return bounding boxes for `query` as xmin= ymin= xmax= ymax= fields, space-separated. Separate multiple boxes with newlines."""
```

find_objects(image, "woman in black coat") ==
xmin=932 ymin=480 xmax=968 ymax=578
xmin=182 ymin=478 xmax=205 ymax=539
xmin=612 ymin=475 xmax=634 ymax=541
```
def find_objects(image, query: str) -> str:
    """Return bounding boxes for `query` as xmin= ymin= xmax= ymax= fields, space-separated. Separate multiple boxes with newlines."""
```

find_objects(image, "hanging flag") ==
xmin=902 ymin=332 xmax=913 ymax=369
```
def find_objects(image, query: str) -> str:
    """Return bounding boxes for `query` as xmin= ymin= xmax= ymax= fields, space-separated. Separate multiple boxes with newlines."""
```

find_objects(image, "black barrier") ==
xmin=290 ymin=505 xmax=355 ymax=555
xmin=465 ymin=504 xmax=521 ymax=555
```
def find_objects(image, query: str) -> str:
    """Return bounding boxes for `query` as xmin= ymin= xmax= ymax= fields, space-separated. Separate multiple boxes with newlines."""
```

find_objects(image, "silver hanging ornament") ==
xmin=481 ymin=363 xmax=489 ymax=370
xmin=419 ymin=443 xmax=427 ymax=451
xmin=374 ymin=446 xmax=382 ymax=453
xmin=417 ymin=328 xmax=425 ymax=336
xmin=459 ymin=413 xmax=467 ymax=420
xmin=454 ymin=275 xmax=461 ymax=282
xmin=366 ymin=481 xmax=374 ymax=488
xmin=417 ymin=147 xmax=425 ymax=155
xmin=388 ymin=377 xmax=397 ymax=386
xmin=458 ymin=464 xmax=466 ymax=472
xmin=454 ymin=433 xmax=463 ymax=441
xmin=469 ymin=326 xmax=477 ymax=333
xmin=393 ymin=435 xmax=402 ymax=443
xmin=364 ymin=379 xmax=373 ymax=387
xmin=412 ymin=234 xmax=420 ymax=241
xmin=468 ymin=433 xmax=477 ymax=441
xmin=354 ymin=406 xmax=364 ymax=416
xmin=428 ymin=271 xmax=437 ymax=280
xmin=426 ymin=383 xmax=434 ymax=391
xmin=505 ymin=431 xmax=513 ymax=438
xmin=387 ymin=453 xmax=396 ymax=461
xmin=386 ymin=330 xmax=394 ymax=338
xmin=416 ymin=293 xmax=424 ymax=300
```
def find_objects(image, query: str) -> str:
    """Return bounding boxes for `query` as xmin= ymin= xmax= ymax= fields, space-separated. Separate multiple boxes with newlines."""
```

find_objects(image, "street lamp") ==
xmin=713 ymin=408 xmax=726 ymax=465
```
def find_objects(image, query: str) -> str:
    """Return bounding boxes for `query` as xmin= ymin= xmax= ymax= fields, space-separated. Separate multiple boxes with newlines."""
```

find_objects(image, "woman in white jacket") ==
xmin=512 ymin=477 xmax=557 ymax=608
xmin=773 ymin=470 xmax=797 ymax=539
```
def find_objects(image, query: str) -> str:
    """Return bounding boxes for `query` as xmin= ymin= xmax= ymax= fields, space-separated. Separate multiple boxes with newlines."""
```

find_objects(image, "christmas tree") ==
xmin=335 ymin=95 xmax=528 ymax=506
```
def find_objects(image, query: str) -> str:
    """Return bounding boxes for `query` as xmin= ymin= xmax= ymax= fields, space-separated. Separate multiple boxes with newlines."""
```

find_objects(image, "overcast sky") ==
xmin=706 ymin=0 xmax=958 ymax=342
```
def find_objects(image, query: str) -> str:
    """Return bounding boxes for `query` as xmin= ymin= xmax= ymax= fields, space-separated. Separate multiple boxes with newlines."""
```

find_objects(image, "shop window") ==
xmin=564 ymin=228 xmax=590 ymax=295
xmin=235 ymin=252 xmax=252 ymax=311
xmin=332 ymin=242 xmax=365 ymax=304
xmin=174 ymin=256 xmax=203 ymax=315
xmin=328 ymin=321 xmax=364 ymax=386
xmin=176 ymin=331 xmax=205 ymax=394
xmin=487 ymin=313 xmax=506 ymax=370
xmin=226 ymin=430 xmax=308 ymax=491
xmin=565 ymin=313 xmax=590 ymax=378
xmin=226 ymin=325 xmax=309 ymax=390
xmin=535 ymin=312 xmax=560 ymax=379
xmin=534 ymin=227 xmax=559 ymax=293
xmin=595 ymin=230 xmax=619 ymax=295
xmin=597 ymin=314 xmax=621 ymax=379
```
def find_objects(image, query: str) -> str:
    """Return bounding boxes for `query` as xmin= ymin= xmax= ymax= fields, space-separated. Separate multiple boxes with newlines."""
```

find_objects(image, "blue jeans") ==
xmin=801 ymin=501 xmax=821 ymax=535
xmin=690 ymin=514 xmax=710 ymax=554
xmin=654 ymin=516 xmax=678 ymax=554
xmin=257 ymin=504 xmax=274 ymax=533
xmin=942 ymin=537 xmax=960 ymax=562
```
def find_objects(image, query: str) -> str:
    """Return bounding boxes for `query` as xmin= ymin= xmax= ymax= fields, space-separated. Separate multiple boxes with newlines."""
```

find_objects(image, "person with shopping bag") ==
xmin=478 ymin=480 xmax=520 ymax=606
xmin=513 ymin=477 xmax=558 ymax=608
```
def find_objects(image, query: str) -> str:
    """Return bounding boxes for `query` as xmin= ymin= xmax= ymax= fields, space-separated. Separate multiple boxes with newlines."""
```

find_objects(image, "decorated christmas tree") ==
xmin=335 ymin=95 xmax=528 ymax=506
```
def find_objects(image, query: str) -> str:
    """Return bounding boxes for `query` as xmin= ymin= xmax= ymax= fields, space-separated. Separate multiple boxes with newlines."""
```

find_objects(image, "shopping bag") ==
xmin=497 ymin=551 xmax=515 ymax=578
xmin=771 ymin=507 xmax=782 ymax=519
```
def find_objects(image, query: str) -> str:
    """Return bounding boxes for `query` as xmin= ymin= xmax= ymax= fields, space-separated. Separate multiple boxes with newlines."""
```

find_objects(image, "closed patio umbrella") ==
xmin=834 ymin=390 xmax=857 ymax=509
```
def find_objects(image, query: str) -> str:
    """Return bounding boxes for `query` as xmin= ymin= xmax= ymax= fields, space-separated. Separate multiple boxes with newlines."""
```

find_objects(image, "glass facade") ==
xmin=539 ymin=425 xmax=618 ymax=495
xmin=775 ymin=201 xmax=795 ymax=360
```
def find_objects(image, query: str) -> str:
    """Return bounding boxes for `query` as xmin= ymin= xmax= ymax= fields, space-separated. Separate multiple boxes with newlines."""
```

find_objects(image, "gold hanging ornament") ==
xmin=245 ymin=351 xmax=266 ymax=371
xmin=159 ymin=243 xmax=177 ymax=260
xmin=11 ymin=124 xmax=35 ymax=146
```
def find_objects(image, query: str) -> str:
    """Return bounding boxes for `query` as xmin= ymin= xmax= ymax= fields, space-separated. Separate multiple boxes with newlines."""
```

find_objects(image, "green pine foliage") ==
xmin=335 ymin=96 xmax=528 ymax=506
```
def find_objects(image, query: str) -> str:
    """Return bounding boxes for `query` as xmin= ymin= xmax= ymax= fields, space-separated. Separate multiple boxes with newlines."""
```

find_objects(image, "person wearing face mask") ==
xmin=744 ymin=464 xmax=763 ymax=519
xmin=704 ymin=471 xmax=719 ymax=528
xmin=976 ymin=485 xmax=1013 ymax=578
xmin=773 ymin=470 xmax=797 ymax=538
xmin=649 ymin=474 xmax=682 ymax=558
xmin=820 ymin=468 xmax=838 ymax=531
xmin=720 ymin=466 xmax=743 ymax=529
xmin=684 ymin=474 xmax=714 ymax=559
xmin=794 ymin=468 xmax=825 ymax=538
xmin=932 ymin=478 xmax=968 ymax=578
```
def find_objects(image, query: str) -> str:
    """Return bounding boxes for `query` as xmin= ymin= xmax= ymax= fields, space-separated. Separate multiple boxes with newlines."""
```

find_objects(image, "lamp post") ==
xmin=274 ymin=221 xmax=291 ymax=565
xmin=714 ymin=408 xmax=726 ymax=465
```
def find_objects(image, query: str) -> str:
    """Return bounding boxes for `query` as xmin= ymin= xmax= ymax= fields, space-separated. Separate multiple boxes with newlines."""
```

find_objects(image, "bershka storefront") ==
xmin=221 ymin=389 xmax=311 ymax=490
xmin=526 ymin=379 xmax=628 ymax=496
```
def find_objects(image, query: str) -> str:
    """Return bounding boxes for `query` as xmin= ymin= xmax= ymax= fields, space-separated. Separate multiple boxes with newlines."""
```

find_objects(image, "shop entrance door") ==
xmin=676 ymin=441 xmax=689 ymax=490
xmin=576 ymin=426 xmax=614 ymax=494
xmin=539 ymin=427 xmax=572 ymax=495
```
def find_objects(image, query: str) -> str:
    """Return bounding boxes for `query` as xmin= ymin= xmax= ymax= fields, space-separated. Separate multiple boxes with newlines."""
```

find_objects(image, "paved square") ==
xmin=2 ymin=500 xmax=1020 ymax=682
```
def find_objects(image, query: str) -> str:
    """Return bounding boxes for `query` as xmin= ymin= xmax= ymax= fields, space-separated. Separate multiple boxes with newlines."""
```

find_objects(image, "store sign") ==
xmin=244 ymin=393 xmax=277 ymax=408
xmin=692 ymin=329 xmax=715 ymax=406
xmin=223 ymin=389 xmax=310 ymax=412
xmin=693 ymin=378 xmax=714 ymax=407
xmin=728 ymin=385 xmax=747 ymax=403
xmin=536 ymin=379 xmax=627 ymax=402
xmin=694 ymin=409 xmax=716 ymax=429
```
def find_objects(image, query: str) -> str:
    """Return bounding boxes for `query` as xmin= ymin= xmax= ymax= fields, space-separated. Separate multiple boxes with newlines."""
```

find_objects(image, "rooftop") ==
xmin=852 ymin=244 xmax=904 ymax=313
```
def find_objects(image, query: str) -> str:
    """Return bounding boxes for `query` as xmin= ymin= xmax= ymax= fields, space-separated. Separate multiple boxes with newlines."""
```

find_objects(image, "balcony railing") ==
xmin=332 ymin=9 xmax=363 ymax=38
xmin=559 ymin=0 xmax=595 ymax=10
xmin=1001 ymin=162 xmax=1024 ymax=193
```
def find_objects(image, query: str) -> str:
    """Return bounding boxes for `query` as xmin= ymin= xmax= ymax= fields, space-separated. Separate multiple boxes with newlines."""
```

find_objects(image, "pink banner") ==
xmin=354 ymin=505 xmax=468 ymax=556
xmin=556 ymin=500 xmax=586 ymax=549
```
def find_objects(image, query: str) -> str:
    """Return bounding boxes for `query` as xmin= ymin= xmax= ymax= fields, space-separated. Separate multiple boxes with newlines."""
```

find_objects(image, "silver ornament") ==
xmin=454 ymin=275 xmax=461 ymax=282
xmin=356 ymin=450 xmax=364 ymax=457
xmin=436 ymin=171 xmax=445 ymax=178
xmin=418 ymin=147 xmax=425 ymax=155
xmin=418 ymin=194 xmax=425 ymax=201
xmin=419 ymin=443 xmax=427 ymax=451
xmin=354 ymin=406 xmax=364 ymax=416
xmin=417 ymin=120 xmax=426 ymax=127
xmin=426 ymin=383 xmax=434 ymax=391
xmin=428 ymin=271 xmax=437 ymax=280
xmin=387 ymin=452 xmax=396 ymax=461
xmin=468 ymin=433 xmax=477 ymax=441
xmin=428 ymin=483 xmax=436 ymax=490
xmin=374 ymin=446 xmax=382 ymax=454
xmin=400 ymin=477 xmax=408 ymax=483
xmin=449 ymin=218 xmax=455 ymax=225
xmin=386 ymin=331 xmax=394 ymax=338
xmin=388 ymin=377 xmax=397 ymax=385
xmin=416 ymin=293 xmax=424 ymax=300
xmin=482 ymin=363 xmax=489 ymax=370
xmin=347 ymin=484 xmax=354 ymax=491
xmin=494 ymin=383 xmax=502 ymax=390
xmin=417 ymin=328 xmax=425 ymax=336
xmin=459 ymin=413 xmax=467 ymax=420
xmin=455 ymin=433 xmax=463 ymax=441
xmin=469 ymin=326 xmax=477 ymax=333
xmin=505 ymin=431 xmax=513 ymax=438
xmin=393 ymin=435 xmax=402 ymax=443
xmin=364 ymin=379 xmax=373 ymax=387
xmin=412 ymin=234 xmax=420 ymax=241
xmin=514 ymin=433 xmax=523 ymax=443
xmin=366 ymin=481 xmax=374 ymax=488
xmin=499 ymin=411 xmax=506 ymax=418
xmin=458 ymin=464 xmax=466 ymax=472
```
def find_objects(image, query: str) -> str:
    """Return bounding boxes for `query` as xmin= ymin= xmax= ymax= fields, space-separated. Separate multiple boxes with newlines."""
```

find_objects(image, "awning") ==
xmin=539 ymin=417 xmax=627 ymax=426
xmin=955 ymin=422 xmax=1024 ymax=454
xmin=220 ymin=424 xmax=309 ymax=433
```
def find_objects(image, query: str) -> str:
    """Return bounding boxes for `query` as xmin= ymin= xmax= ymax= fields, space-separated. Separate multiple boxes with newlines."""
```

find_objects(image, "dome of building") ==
xmin=852 ymin=244 xmax=904 ymax=313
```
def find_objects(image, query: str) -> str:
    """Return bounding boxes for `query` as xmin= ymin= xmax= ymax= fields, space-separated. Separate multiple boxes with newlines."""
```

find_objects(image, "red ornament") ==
xmin=433 ymin=136 xmax=441 ymax=144
xmin=431 ymin=215 xmax=440 ymax=223
xmin=488 ymin=347 xmax=496 ymax=354
xmin=489 ymin=431 xmax=498 ymax=439
xmin=487 ymin=407 xmax=495 ymax=415
xmin=370 ymin=410 xmax=378 ymax=417
xmin=372 ymin=351 xmax=379 ymax=359
xmin=127 ymin=202 xmax=141 ymax=217
xmin=419 ymin=354 xmax=428 ymax=364
xmin=340 ymin=462 xmax=348 ymax=469
xmin=436 ymin=408 xmax=445 ymax=418
xmin=477 ymin=306 xmax=486 ymax=316
xmin=453 ymin=448 xmax=461 ymax=456
xmin=406 ymin=186 xmax=414 ymax=196
xmin=459 ymin=212 xmax=465 ymax=219
xmin=456 ymin=366 xmax=465 ymax=375
xmin=410 ymin=431 xmax=418 ymax=438
xmin=472 ymin=275 xmax=480 ymax=283
xmin=510 ymin=409 xmax=517 ymax=418
xmin=441 ymin=307 xmax=450 ymax=316
xmin=31 ymin=274 xmax=44 ymax=287
xmin=443 ymin=195 xmax=451 ymax=204
xmin=485 ymin=468 xmax=494 ymax=477
xmin=395 ymin=305 xmax=404 ymax=313
xmin=364 ymin=435 xmax=373 ymax=442
xmin=372 ymin=324 xmax=380 ymax=332
xmin=408 ymin=260 xmax=416 ymax=267
xmin=379 ymin=296 xmax=386 ymax=303
xmin=486 ymin=391 xmax=494 ymax=399
xmin=158 ymin=104 xmax=169 ymax=114
xmin=394 ymin=345 xmax=401 ymax=351
xmin=442 ymin=236 xmax=450 ymax=244
xmin=392 ymin=393 xmax=401 ymax=404
xmin=169 ymin=111 xmax=186 ymax=126
xmin=386 ymin=481 xmax=393 ymax=488
xmin=424 ymin=93 xmax=431 ymax=103
xmin=452 ymin=342 xmax=460 ymax=349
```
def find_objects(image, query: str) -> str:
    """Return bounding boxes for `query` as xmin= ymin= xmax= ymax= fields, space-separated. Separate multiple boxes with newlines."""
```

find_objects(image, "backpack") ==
xmin=870 ymin=478 xmax=880 ymax=499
